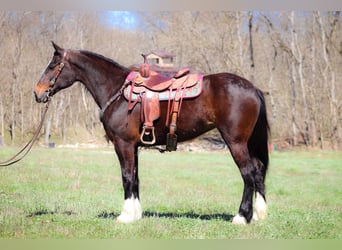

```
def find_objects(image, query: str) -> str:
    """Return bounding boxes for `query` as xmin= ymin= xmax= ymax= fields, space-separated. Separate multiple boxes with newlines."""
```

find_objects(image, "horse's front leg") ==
xmin=113 ymin=139 xmax=142 ymax=223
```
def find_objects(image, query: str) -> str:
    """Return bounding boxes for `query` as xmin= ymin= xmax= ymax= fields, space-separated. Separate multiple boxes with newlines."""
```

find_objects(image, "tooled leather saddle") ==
xmin=123 ymin=54 xmax=203 ymax=151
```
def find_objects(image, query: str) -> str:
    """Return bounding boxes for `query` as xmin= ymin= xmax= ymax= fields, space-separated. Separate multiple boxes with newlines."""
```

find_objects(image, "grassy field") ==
xmin=0 ymin=147 xmax=341 ymax=239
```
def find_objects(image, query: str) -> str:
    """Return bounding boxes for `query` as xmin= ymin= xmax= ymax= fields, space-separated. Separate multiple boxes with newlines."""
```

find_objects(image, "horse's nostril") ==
xmin=33 ymin=91 xmax=40 ymax=103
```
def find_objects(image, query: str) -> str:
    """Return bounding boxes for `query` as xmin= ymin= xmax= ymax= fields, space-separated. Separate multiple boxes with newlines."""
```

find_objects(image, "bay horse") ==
xmin=33 ymin=42 xmax=269 ymax=225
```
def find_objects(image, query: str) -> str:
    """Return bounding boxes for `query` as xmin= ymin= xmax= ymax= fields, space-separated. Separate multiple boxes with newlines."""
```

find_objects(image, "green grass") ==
xmin=0 ymin=147 xmax=341 ymax=239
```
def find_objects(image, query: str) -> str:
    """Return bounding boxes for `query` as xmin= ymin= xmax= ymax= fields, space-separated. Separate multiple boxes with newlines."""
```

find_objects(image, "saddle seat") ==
xmin=134 ymin=68 xmax=194 ymax=92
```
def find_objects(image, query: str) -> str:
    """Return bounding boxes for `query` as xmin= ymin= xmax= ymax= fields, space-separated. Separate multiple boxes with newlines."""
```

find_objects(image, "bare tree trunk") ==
xmin=315 ymin=11 xmax=341 ymax=149
xmin=45 ymin=96 xmax=55 ymax=146
xmin=10 ymin=83 xmax=15 ymax=144
xmin=235 ymin=12 xmax=244 ymax=75
xmin=45 ymin=117 xmax=51 ymax=145
xmin=248 ymin=12 xmax=256 ymax=83
xmin=62 ymin=112 xmax=66 ymax=143
xmin=0 ymin=95 xmax=4 ymax=145
xmin=20 ymin=91 xmax=24 ymax=137
xmin=263 ymin=41 xmax=277 ymax=122
xmin=310 ymin=15 xmax=319 ymax=148
xmin=289 ymin=55 xmax=298 ymax=146
xmin=67 ymin=92 xmax=73 ymax=132
xmin=9 ymin=13 xmax=25 ymax=144
xmin=261 ymin=13 xmax=278 ymax=121
xmin=55 ymin=94 xmax=64 ymax=129
xmin=290 ymin=11 xmax=309 ymax=145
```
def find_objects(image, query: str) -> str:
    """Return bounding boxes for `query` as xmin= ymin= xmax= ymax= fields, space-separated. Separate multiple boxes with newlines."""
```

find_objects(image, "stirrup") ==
xmin=140 ymin=126 xmax=156 ymax=145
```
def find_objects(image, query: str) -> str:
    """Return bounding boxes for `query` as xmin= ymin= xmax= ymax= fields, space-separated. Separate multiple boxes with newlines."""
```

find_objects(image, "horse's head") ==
xmin=34 ymin=41 xmax=76 ymax=103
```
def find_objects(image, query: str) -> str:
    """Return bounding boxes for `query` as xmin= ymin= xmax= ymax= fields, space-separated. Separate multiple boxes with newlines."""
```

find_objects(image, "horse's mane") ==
xmin=79 ymin=50 xmax=129 ymax=72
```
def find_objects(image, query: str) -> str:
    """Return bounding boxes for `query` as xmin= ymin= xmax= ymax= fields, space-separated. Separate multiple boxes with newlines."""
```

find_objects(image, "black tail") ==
xmin=248 ymin=88 xmax=270 ymax=176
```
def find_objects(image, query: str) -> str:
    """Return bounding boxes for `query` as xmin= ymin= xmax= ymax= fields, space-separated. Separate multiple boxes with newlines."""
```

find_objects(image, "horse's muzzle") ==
xmin=34 ymin=90 xmax=50 ymax=103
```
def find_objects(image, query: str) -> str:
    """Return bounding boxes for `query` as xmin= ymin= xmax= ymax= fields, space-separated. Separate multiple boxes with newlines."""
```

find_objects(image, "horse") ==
xmin=33 ymin=42 xmax=269 ymax=225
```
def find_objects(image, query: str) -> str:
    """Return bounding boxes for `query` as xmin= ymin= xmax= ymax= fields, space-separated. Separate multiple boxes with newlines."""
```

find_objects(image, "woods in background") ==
xmin=0 ymin=11 xmax=340 ymax=149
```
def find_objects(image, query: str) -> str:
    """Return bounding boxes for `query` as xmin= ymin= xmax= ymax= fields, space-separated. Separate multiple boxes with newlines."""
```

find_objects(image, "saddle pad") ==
xmin=123 ymin=74 xmax=203 ymax=101
xmin=123 ymin=75 xmax=203 ymax=101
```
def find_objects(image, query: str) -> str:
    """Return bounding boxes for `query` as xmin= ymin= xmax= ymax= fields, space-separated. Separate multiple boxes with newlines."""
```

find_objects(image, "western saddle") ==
xmin=124 ymin=54 xmax=203 ymax=151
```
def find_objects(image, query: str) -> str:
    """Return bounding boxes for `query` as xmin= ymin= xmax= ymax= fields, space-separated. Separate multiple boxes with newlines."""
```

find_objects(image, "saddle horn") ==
xmin=139 ymin=54 xmax=150 ymax=78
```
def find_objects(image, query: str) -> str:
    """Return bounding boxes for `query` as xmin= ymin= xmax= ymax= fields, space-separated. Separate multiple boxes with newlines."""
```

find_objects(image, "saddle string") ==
xmin=0 ymin=100 xmax=50 ymax=167
xmin=165 ymin=78 xmax=187 ymax=127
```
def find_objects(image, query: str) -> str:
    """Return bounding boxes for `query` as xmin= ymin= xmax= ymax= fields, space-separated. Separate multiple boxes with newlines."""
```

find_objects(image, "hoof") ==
xmin=232 ymin=214 xmax=247 ymax=225
xmin=116 ymin=212 xmax=140 ymax=224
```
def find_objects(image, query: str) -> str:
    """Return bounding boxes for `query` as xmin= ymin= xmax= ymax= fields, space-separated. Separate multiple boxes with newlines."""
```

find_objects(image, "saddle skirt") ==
xmin=123 ymin=71 xmax=203 ymax=101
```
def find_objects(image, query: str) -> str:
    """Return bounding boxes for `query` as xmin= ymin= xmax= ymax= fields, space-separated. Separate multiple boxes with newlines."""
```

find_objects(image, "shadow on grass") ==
xmin=27 ymin=209 xmax=233 ymax=222
xmin=27 ymin=209 xmax=75 ymax=217
xmin=97 ymin=210 xmax=233 ymax=222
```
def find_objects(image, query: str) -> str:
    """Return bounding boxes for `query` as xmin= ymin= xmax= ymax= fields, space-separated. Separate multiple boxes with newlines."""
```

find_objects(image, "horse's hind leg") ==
xmin=225 ymin=142 xmax=256 ymax=224
xmin=226 ymin=142 xmax=268 ymax=224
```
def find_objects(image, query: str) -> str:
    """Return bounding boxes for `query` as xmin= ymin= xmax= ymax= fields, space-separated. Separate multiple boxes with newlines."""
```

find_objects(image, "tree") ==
xmin=315 ymin=11 xmax=341 ymax=149
xmin=0 ymin=10 xmax=340 ymax=149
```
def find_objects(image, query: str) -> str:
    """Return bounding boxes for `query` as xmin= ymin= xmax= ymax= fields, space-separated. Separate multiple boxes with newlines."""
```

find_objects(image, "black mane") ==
xmin=79 ymin=50 xmax=130 ymax=72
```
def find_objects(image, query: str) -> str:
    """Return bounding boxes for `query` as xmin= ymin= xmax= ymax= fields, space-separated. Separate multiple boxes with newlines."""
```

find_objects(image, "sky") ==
xmin=99 ymin=11 xmax=140 ymax=30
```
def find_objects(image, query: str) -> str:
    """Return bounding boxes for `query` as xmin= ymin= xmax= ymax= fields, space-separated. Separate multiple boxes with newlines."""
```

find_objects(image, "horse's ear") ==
xmin=51 ymin=41 xmax=64 ymax=54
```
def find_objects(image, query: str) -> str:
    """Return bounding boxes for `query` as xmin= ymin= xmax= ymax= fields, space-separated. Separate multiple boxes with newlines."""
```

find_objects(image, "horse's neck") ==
xmin=75 ymin=53 xmax=127 ymax=109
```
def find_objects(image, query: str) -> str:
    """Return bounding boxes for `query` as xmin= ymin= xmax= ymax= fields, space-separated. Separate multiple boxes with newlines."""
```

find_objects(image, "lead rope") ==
xmin=0 ymin=100 xmax=50 ymax=167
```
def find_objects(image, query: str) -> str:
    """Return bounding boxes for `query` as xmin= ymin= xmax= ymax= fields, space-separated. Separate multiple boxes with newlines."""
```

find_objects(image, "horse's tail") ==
xmin=248 ymin=88 xmax=270 ymax=176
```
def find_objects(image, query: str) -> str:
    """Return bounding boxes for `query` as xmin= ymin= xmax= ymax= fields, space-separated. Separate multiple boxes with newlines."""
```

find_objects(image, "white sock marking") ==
xmin=116 ymin=196 xmax=142 ymax=223
xmin=253 ymin=192 xmax=267 ymax=221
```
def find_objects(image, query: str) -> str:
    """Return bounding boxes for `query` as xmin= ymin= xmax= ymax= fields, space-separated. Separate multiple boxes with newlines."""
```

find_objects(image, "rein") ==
xmin=0 ymin=95 xmax=51 ymax=167
xmin=0 ymin=56 xmax=64 ymax=167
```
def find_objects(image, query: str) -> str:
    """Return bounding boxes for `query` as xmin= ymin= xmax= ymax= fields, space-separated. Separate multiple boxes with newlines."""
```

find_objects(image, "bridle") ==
xmin=46 ymin=50 xmax=69 ymax=98
xmin=44 ymin=51 xmax=129 ymax=120
xmin=47 ymin=57 xmax=125 ymax=119
xmin=50 ymin=62 xmax=65 ymax=86
xmin=47 ymin=62 xmax=65 ymax=97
